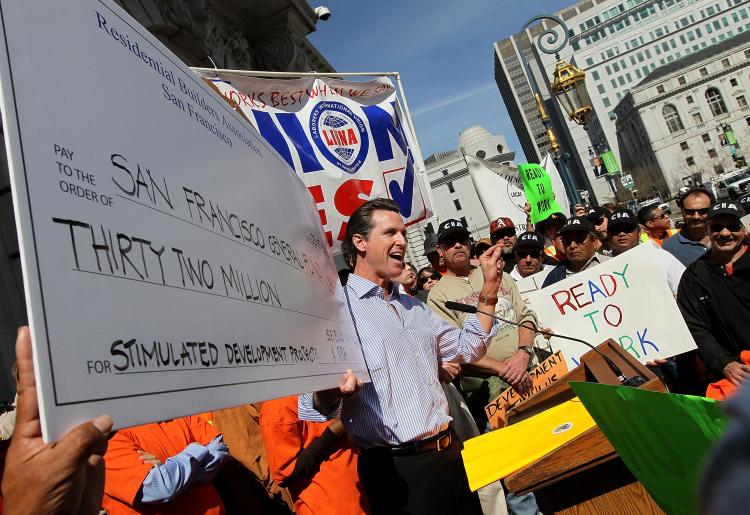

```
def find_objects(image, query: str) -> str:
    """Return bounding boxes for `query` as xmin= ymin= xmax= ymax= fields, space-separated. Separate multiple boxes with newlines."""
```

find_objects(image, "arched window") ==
xmin=475 ymin=150 xmax=486 ymax=159
xmin=662 ymin=104 xmax=684 ymax=133
xmin=496 ymin=144 xmax=504 ymax=153
xmin=706 ymin=88 xmax=728 ymax=116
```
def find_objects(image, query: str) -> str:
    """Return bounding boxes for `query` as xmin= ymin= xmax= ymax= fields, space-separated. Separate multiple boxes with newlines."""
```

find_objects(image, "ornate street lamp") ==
xmin=550 ymin=59 xmax=592 ymax=127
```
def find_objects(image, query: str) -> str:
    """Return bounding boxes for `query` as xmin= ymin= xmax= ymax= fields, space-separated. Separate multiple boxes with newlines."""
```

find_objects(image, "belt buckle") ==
xmin=436 ymin=433 xmax=448 ymax=452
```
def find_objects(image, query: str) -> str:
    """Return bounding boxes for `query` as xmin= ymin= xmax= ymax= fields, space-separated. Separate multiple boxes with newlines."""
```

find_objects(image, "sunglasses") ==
xmin=650 ymin=212 xmax=668 ymax=221
xmin=590 ymin=217 xmax=605 ymax=226
xmin=491 ymin=229 xmax=516 ymax=240
xmin=418 ymin=274 xmax=440 ymax=284
xmin=516 ymin=249 xmax=541 ymax=259
xmin=710 ymin=221 xmax=743 ymax=233
xmin=561 ymin=232 xmax=589 ymax=245
xmin=440 ymin=235 xmax=470 ymax=248
xmin=607 ymin=224 xmax=637 ymax=235
xmin=684 ymin=208 xmax=710 ymax=216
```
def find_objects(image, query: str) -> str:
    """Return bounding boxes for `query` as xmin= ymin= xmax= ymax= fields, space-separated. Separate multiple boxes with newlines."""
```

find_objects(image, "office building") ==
xmin=494 ymin=0 xmax=750 ymax=203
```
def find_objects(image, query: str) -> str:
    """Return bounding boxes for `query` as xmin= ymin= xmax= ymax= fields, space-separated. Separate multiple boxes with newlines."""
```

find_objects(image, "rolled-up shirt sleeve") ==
xmin=138 ymin=443 xmax=209 ymax=503
xmin=434 ymin=310 xmax=498 ymax=363
xmin=297 ymin=392 xmax=343 ymax=422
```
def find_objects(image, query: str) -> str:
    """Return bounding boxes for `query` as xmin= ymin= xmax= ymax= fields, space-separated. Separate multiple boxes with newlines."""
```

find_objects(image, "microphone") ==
xmin=443 ymin=301 xmax=646 ymax=387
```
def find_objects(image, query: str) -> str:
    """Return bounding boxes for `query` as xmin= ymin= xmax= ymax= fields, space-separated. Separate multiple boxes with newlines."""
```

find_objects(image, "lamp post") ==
xmin=520 ymin=14 xmax=593 ymax=208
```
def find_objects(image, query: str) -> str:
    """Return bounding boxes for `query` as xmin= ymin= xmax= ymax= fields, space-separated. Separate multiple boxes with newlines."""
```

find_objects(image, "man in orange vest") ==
xmin=637 ymin=204 xmax=678 ymax=246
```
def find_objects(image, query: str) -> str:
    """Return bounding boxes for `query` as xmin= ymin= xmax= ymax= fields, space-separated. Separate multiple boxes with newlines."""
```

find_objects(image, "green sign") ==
xmin=600 ymin=151 xmax=620 ymax=175
xmin=621 ymin=174 xmax=635 ymax=190
xmin=518 ymin=163 xmax=563 ymax=224
xmin=570 ymin=382 xmax=728 ymax=515
xmin=725 ymin=129 xmax=737 ymax=146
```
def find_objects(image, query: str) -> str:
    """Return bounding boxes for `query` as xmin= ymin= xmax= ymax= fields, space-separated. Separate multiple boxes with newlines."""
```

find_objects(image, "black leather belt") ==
xmin=366 ymin=428 xmax=453 ymax=457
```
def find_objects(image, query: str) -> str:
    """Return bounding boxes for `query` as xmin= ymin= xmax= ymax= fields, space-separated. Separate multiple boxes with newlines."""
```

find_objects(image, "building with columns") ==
xmin=615 ymin=30 xmax=750 ymax=195
xmin=405 ymin=126 xmax=516 ymax=270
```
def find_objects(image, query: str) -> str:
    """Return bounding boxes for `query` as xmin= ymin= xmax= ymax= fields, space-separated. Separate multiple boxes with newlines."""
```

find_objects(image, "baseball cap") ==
xmin=586 ymin=206 xmax=610 ymax=222
xmin=708 ymin=202 xmax=743 ymax=219
xmin=423 ymin=233 xmax=439 ymax=255
xmin=558 ymin=216 xmax=593 ymax=235
xmin=739 ymin=194 xmax=750 ymax=214
xmin=437 ymin=219 xmax=470 ymax=243
xmin=516 ymin=231 xmax=544 ymax=250
xmin=607 ymin=209 xmax=638 ymax=228
xmin=489 ymin=217 xmax=516 ymax=235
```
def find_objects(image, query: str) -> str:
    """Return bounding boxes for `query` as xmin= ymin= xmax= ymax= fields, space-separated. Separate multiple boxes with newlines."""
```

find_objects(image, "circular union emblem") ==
xmin=552 ymin=422 xmax=573 ymax=435
xmin=310 ymin=101 xmax=369 ymax=174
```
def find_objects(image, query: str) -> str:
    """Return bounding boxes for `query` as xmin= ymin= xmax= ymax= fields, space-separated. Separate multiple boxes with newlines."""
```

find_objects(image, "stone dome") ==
xmin=458 ymin=125 xmax=493 ymax=149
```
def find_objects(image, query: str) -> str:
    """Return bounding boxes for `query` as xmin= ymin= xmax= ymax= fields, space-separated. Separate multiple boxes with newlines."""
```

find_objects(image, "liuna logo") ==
xmin=310 ymin=101 xmax=369 ymax=174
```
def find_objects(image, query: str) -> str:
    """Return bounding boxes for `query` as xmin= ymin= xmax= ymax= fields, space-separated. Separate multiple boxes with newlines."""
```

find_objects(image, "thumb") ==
xmin=53 ymin=416 xmax=112 ymax=465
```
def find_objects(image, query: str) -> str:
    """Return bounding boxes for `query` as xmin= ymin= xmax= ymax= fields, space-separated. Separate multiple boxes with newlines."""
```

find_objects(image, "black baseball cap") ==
xmin=586 ymin=206 xmax=610 ymax=222
xmin=437 ymin=219 xmax=470 ymax=243
xmin=516 ymin=231 xmax=544 ymax=250
xmin=558 ymin=216 xmax=593 ymax=235
xmin=424 ymin=233 xmax=439 ymax=255
xmin=708 ymin=202 xmax=743 ymax=219
xmin=739 ymin=194 xmax=750 ymax=214
xmin=607 ymin=209 xmax=638 ymax=228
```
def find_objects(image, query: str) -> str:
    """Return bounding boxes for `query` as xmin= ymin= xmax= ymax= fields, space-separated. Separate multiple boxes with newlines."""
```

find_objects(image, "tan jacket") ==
xmin=427 ymin=269 xmax=537 ymax=364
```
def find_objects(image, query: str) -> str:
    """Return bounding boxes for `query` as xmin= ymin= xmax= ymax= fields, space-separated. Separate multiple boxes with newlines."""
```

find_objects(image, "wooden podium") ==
xmin=504 ymin=340 xmax=666 ymax=515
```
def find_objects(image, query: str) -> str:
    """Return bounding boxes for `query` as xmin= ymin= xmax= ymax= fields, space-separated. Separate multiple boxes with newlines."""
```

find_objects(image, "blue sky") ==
xmin=309 ymin=0 xmax=574 ymax=161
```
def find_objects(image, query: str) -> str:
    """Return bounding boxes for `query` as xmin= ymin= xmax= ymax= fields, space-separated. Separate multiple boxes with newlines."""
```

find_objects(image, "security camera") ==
xmin=314 ymin=6 xmax=332 ymax=21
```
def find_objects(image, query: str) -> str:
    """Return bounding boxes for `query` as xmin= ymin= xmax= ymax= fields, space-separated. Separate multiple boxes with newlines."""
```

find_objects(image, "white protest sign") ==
xmin=466 ymin=155 xmax=528 ymax=232
xmin=202 ymin=74 xmax=432 ymax=254
xmin=524 ymin=245 xmax=696 ymax=369
xmin=0 ymin=0 xmax=367 ymax=441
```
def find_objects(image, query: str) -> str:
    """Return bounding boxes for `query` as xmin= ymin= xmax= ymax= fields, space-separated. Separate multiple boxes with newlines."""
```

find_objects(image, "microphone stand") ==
xmin=444 ymin=301 xmax=646 ymax=388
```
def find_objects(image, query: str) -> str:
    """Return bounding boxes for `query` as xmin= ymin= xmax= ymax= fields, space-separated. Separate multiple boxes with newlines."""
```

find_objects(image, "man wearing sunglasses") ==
xmin=678 ymin=202 xmax=750 ymax=388
xmin=427 ymin=218 xmax=541 ymax=515
xmin=637 ymin=204 xmax=678 ymax=247
xmin=510 ymin=232 xmax=550 ymax=283
xmin=662 ymin=187 xmax=714 ymax=266
xmin=489 ymin=217 xmax=518 ymax=274
xmin=542 ymin=217 xmax=611 ymax=287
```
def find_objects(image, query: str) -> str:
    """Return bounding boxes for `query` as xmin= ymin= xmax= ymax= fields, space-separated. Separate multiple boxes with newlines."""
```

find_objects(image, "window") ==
xmin=702 ymin=133 xmax=711 ymax=142
xmin=447 ymin=182 xmax=455 ymax=193
xmin=603 ymin=97 xmax=612 ymax=107
xmin=686 ymin=157 xmax=696 ymax=166
xmin=722 ymin=58 xmax=731 ymax=67
xmin=454 ymin=199 xmax=462 ymax=211
xmin=598 ymin=84 xmax=606 ymax=94
xmin=613 ymin=62 xmax=621 ymax=72
xmin=745 ymin=49 xmax=750 ymax=59
xmin=460 ymin=216 xmax=467 ymax=227
xmin=586 ymin=57 xmax=594 ymax=66
xmin=618 ymin=76 xmax=626 ymax=86
xmin=706 ymin=87 xmax=728 ymax=116
xmin=680 ymin=141 xmax=689 ymax=150
xmin=678 ymin=76 xmax=687 ymax=85
xmin=686 ymin=95 xmax=694 ymax=104
xmin=692 ymin=112 xmax=704 ymax=124
xmin=663 ymin=104 xmax=685 ymax=133
xmin=592 ymin=70 xmax=600 ymax=80
xmin=476 ymin=150 xmax=486 ymax=159
xmin=657 ymin=84 xmax=666 ymax=94
xmin=731 ymin=78 xmax=738 ymax=87
xmin=496 ymin=144 xmax=504 ymax=153
xmin=441 ymin=170 xmax=448 ymax=176
xmin=699 ymin=67 xmax=709 ymax=77
xmin=714 ymin=165 xmax=724 ymax=174
xmin=708 ymin=148 xmax=718 ymax=158
xmin=738 ymin=95 xmax=748 ymax=107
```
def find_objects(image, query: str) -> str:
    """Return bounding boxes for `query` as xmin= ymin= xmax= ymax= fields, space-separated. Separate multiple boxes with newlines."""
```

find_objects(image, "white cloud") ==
xmin=412 ymin=83 xmax=495 ymax=117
